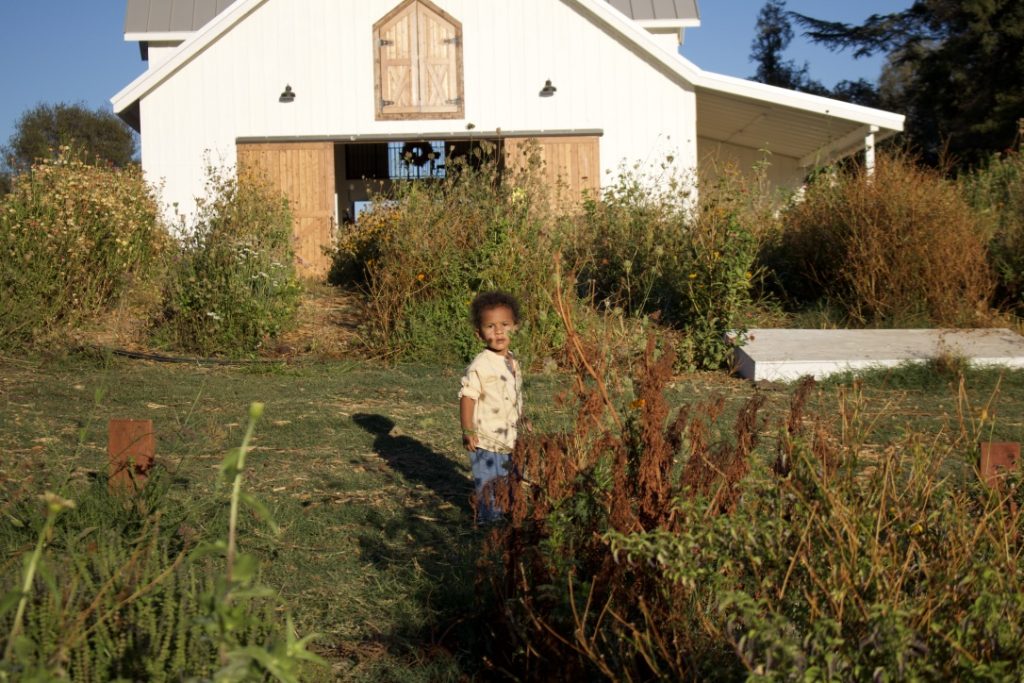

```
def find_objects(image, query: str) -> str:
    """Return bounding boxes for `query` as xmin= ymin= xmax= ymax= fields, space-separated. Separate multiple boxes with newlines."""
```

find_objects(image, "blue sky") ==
xmin=0 ymin=1 xmax=911 ymax=149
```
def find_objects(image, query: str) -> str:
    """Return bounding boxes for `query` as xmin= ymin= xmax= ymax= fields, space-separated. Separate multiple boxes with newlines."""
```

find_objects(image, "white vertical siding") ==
xmin=147 ymin=42 xmax=183 ymax=69
xmin=139 ymin=0 xmax=698 ymax=215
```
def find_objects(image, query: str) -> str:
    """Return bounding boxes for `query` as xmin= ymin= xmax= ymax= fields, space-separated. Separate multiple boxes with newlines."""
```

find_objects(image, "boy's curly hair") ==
xmin=471 ymin=290 xmax=521 ymax=329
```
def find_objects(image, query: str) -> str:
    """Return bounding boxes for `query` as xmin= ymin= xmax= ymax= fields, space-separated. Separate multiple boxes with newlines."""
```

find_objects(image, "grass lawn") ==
xmin=2 ymin=352 xmax=1023 ymax=679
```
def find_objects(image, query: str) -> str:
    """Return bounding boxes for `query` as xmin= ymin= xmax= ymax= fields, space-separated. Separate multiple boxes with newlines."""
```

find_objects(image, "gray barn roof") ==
xmin=125 ymin=0 xmax=238 ymax=34
xmin=604 ymin=0 xmax=698 ymax=22
xmin=124 ymin=0 xmax=697 ymax=34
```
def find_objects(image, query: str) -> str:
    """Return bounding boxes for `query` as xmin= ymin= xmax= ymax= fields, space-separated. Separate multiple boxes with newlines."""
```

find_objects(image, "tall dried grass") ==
xmin=765 ymin=153 xmax=993 ymax=326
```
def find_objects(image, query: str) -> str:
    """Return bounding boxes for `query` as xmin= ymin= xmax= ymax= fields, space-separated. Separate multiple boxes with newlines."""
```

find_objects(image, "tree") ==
xmin=2 ymin=103 xmax=137 ymax=175
xmin=828 ymin=78 xmax=881 ymax=108
xmin=749 ymin=0 xmax=829 ymax=95
xmin=791 ymin=0 xmax=1024 ymax=167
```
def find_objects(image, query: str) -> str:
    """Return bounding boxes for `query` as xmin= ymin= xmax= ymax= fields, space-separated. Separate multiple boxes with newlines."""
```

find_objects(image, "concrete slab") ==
xmin=733 ymin=328 xmax=1024 ymax=382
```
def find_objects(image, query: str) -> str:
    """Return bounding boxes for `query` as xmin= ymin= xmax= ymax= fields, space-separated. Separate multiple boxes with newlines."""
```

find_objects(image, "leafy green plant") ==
xmin=0 ymin=148 xmax=164 ymax=349
xmin=672 ymin=183 xmax=763 ymax=370
xmin=194 ymin=402 xmax=327 ymax=682
xmin=961 ymin=149 xmax=1024 ymax=311
xmin=1 ymin=492 xmax=76 ymax=665
xmin=575 ymin=164 xmax=692 ymax=316
xmin=157 ymin=164 xmax=301 ymax=356
xmin=330 ymin=145 xmax=571 ymax=365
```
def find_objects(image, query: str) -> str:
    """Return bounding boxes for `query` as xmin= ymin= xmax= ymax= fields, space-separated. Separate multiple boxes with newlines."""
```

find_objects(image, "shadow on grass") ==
xmin=352 ymin=413 xmax=472 ymax=514
xmin=345 ymin=414 xmax=491 ymax=679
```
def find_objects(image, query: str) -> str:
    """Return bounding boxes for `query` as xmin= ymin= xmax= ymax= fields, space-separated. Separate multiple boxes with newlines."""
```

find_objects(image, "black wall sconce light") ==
xmin=539 ymin=79 xmax=557 ymax=97
xmin=279 ymin=85 xmax=296 ymax=103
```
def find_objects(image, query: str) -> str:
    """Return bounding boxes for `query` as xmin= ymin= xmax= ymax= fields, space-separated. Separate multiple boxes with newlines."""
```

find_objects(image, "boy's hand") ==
xmin=462 ymin=431 xmax=478 ymax=451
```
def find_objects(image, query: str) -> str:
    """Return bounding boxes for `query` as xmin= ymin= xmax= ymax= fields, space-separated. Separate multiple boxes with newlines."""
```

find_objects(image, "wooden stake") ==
xmin=979 ymin=442 xmax=1020 ymax=489
xmin=108 ymin=419 xmax=155 ymax=493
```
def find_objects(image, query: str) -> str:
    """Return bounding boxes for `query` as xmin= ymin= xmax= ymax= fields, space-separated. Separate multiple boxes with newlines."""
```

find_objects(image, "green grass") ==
xmin=818 ymin=359 xmax=1024 ymax=443
xmin=1 ymin=353 xmax=1023 ymax=678
xmin=0 ymin=353 xmax=570 ymax=679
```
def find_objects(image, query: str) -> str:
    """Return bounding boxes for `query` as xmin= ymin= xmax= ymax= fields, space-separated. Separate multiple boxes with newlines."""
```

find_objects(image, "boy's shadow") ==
xmin=352 ymin=413 xmax=471 ymax=513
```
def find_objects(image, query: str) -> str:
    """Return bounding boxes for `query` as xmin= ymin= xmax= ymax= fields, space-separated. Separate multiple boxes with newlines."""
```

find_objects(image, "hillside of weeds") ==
xmin=2 ymin=144 xmax=1022 ymax=364
xmin=333 ymin=147 xmax=1023 ymax=370
xmin=0 ymin=150 xmax=164 ymax=348
xmin=331 ymin=147 xmax=772 ymax=370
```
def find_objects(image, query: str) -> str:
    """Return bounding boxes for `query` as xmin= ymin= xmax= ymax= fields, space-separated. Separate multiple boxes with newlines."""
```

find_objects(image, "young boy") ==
xmin=458 ymin=291 xmax=523 ymax=523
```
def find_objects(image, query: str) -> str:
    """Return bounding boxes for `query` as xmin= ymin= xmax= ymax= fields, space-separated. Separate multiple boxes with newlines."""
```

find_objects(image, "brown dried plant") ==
xmin=479 ymin=271 xmax=769 ymax=679
xmin=774 ymin=375 xmax=815 ymax=476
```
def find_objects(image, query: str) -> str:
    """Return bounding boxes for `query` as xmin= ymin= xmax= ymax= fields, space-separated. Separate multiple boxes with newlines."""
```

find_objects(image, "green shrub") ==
xmin=0 ymin=149 xmax=163 ymax=349
xmin=961 ymin=150 xmax=1024 ymax=310
xmin=671 ymin=168 xmax=770 ymax=369
xmin=576 ymin=167 xmax=691 ymax=316
xmin=576 ymin=162 xmax=772 ymax=369
xmin=157 ymin=166 xmax=301 ymax=356
xmin=330 ymin=146 xmax=570 ymax=365
xmin=764 ymin=153 xmax=992 ymax=326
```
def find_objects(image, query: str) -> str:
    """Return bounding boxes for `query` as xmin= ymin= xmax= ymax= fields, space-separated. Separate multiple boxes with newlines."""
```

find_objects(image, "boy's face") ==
xmin=477 ymin=305 xmax=518 ymax=356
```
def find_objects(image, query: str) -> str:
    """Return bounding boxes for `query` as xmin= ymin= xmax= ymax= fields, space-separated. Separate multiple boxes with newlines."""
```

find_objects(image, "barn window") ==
xmin=373 ymin=0 xmax=464 ymax=120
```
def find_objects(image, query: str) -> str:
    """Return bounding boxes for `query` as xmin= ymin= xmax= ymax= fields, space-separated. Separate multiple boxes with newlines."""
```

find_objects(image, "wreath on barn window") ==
xmin=401 ymin=141 xmax=435 ymax=167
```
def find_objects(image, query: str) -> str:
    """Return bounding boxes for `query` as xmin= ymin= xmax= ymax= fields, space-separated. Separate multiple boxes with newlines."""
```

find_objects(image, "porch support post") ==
xmin=798 ymin=124 xmax=880 ymax=170
xmin=864 ymin=128 xmax=877 ymax=176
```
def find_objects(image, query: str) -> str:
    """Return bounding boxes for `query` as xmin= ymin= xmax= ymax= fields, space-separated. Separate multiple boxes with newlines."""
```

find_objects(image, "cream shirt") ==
xmin=458 ymin=349 xmax=523 ymax=454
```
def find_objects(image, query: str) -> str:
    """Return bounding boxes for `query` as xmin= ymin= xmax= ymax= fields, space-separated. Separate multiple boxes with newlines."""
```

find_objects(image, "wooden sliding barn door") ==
xmin=504 ymin=136 xmax=600 ymax=205
xmin=236 ymin=141 xmax=335 ymax=278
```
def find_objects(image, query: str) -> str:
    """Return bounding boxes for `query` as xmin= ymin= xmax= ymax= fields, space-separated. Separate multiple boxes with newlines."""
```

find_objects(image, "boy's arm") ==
xmin=460 ymin=395 xmax=478 ymax=451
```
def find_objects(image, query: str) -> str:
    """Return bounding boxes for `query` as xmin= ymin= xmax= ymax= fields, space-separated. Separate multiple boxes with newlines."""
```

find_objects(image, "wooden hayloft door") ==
xmin=236 ymin=142 xmax=335 ymax=278
xmin=374 ymin=0 xmax=464 ymax=120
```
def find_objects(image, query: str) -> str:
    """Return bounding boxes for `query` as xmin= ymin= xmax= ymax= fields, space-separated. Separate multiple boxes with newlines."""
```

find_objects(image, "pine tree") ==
xmin=749 ymin=0 xmax=828 ymax=95
xmin=792 ymin=0 xmax=1024 ymax=167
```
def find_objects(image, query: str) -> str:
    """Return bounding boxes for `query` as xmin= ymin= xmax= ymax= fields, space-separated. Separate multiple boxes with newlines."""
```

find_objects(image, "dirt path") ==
xmin=274 ymin=282 xmax=366 ymax=358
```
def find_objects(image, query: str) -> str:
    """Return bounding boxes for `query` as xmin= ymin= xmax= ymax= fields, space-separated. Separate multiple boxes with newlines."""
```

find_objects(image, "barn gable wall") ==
xmin=138 ymin=0 xmax=697 ymax=215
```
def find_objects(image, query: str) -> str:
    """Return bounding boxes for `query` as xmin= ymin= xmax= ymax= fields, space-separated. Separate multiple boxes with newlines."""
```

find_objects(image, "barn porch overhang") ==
xmin=564 ymin=0 xmax=905 ymax=169
xmin=695 ymin=78 xmax=904 ymax=170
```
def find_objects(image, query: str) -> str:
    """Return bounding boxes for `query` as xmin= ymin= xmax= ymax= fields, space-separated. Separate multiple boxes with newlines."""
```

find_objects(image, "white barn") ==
xmin=112 ymin=0 xmax=904 ymax=276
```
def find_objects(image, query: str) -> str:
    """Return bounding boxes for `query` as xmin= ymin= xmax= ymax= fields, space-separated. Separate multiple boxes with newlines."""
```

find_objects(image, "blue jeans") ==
xmin=469 ymin=448 xmax=512 ymax=523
